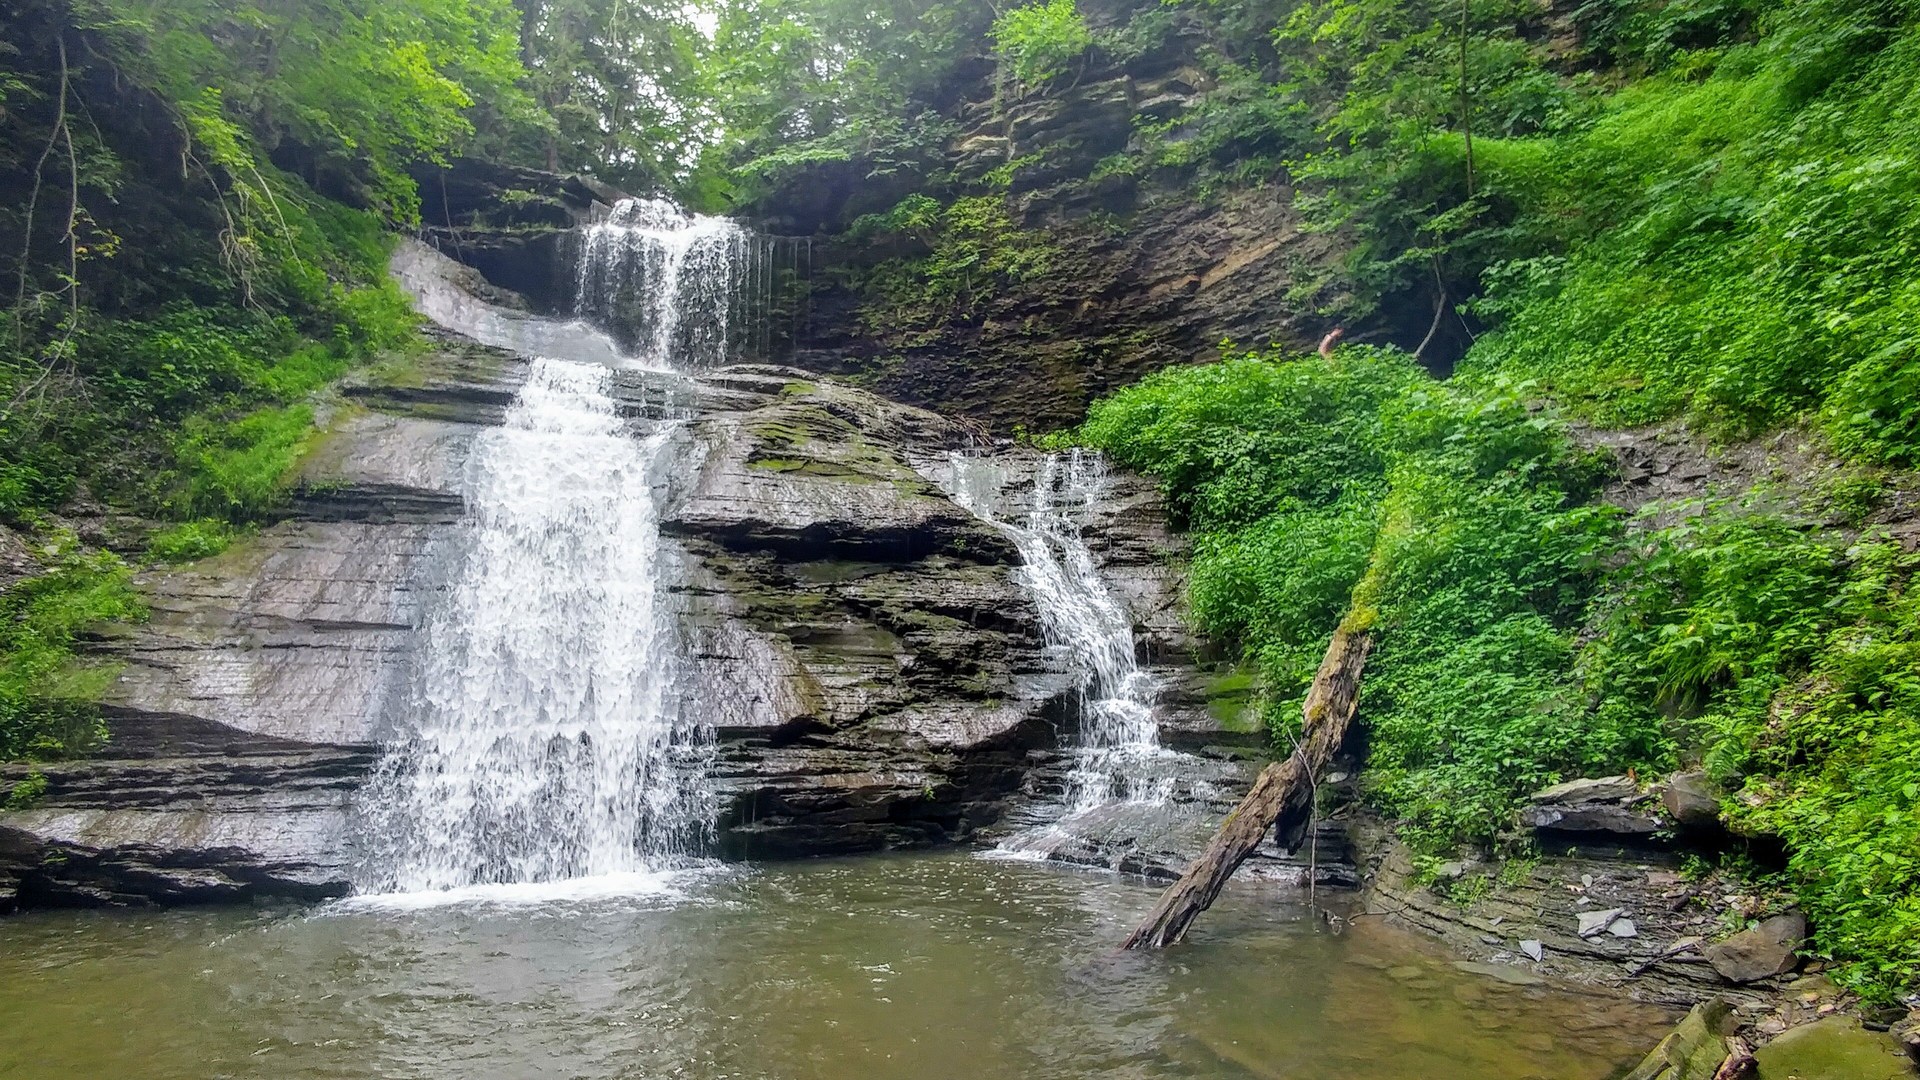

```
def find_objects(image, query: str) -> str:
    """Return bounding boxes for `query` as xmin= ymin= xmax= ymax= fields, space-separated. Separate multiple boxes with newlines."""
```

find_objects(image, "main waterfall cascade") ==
xmin=354 ymin=204 xmax=753 ymax=898
xmin=942 ymin=449 xmax=1177 ymax=836
xmin=362 ymin=197 xmax=1200 ymax=897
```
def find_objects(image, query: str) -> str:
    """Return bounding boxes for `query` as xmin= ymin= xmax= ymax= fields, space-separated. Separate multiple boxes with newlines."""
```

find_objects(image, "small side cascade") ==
xmin=944 ymin=449 xmax=1171 ymax=816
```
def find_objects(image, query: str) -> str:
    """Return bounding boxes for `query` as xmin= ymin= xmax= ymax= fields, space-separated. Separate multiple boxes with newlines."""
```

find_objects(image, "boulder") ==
xmin=1705 ymin=912 xmax=1807 ymax=983
xmin=1889 ymin=1011 xmax=1920 ymax=1064
xmin=1753 ymin=1016 xmax=1916 ymax=1080
xmin=1661 ymin=771 xmax=1723 ymax=831
xmin=1520 ymin=775 xmax=1663 ymax=835
xmin=1623 ymin=998 xmax=1735 ymax=1080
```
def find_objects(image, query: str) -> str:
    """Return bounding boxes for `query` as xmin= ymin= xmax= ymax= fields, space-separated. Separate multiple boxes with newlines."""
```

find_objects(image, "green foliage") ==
xmin=1086 ymin=342 xmax=1920 ymax=999
xmin=1187 ymin=495 xmax=1380 ymax=690
xmin=1586 ymin=516 xmax=1920 ymax=1001
xmin=858 ymin=195 xmax=1064 ymax=325
xmin=698 ymin=0 xmax=988 ymax=208
xmin=1 ymin=0 xmax=486 ymax=530
xmin=1 ymin=271 xmax=418 ymax=524
xmin=0 ymin=531 xmax=144 ymax=761
xmin=145 ymin=520 xmax=235 ymax=564
xmin=4 ymin=769 xmax=49 ymax=809
xmin=511 ymin=0 xmax=710 ymax=194
xmin=1080 ymin=347 xmax=1424 ymax=528
xmin=90 ymin=0 xmax=533 ymax=222
xmin=1728 ymin=541 xmax=1920 ymax=1000
xmin=168 ymin=405 xmax=321 ymax=521
xmin=991 ymin=0 xmax=1093 ymax=88
xmin=1461 ymin=10 xmax=1920 ymax=459
xmin=1082 ymin=348 xmax=1652 ymax=846
xmin=1585 ymin=504 xmax=1844 ymax=752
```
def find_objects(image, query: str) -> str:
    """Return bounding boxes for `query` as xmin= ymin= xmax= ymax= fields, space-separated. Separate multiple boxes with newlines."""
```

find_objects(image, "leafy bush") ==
xmin=1730 ymin=541 xmax=1920 ymax=1000
xmin=3 ymin=769 xmax=49 ymax=810
xmin=1584 ymin=504 xmax=1845 ymax=756
xmin=1585 ymin=514 xmax=1920 ymax=1001
xmin=1080 ymin=347 xmax=1424 ymax=528
xmin=991 ymin=0 xmax=1093 ymax=87
xmin=145 ymin=520 xmax=236 ymax=563
xmin=1461 ymin=5 xmax=1920 ymax=460
xmin=1082 ymin=347 xmax=1649 ymax=845
xmin=1081 ymin=346 xmax=1920 ymax=1000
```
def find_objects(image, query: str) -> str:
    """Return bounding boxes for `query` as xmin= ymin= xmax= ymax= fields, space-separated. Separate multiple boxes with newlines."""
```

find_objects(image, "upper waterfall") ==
xmin=574 ymin=197 xmax=772 ymax=369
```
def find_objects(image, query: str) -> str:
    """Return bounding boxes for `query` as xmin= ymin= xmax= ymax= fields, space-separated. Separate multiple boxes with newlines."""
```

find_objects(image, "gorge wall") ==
xmin=0 ymin=242 xmax=1256 ymax=908
xmin=417 ymin=6 xmax=1350 ymax=433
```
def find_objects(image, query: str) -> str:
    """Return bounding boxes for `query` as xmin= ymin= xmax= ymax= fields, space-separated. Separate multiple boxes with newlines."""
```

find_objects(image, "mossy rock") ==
xmin=1200 ymin=666 xmax=1262 ymax=734
xmin=1755 ymin=1017 xmax=1915 ymax=1080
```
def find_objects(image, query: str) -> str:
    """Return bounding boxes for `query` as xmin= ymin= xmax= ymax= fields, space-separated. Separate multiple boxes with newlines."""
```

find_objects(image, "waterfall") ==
xmin=359 ymin=203 xmax=745 ymax=898
xmin=574 ymin=197 xmax=766 ymax=368
xmin=945 ymin=450 xmax=1169 ymax=814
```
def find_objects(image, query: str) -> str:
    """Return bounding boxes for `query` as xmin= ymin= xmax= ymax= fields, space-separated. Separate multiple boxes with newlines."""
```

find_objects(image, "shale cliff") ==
xmin=0 ymin=243 xmax=1251 ymax=908
xmin=416 ymin=19 xmax=1346 ymax=433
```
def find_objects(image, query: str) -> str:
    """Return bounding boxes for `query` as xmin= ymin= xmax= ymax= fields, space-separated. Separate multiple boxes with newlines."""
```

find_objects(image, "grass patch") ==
xmin=0 ymin=530 xmax=146 ymax=761
xmin=145 ymin=519 xmax=238 ymax=563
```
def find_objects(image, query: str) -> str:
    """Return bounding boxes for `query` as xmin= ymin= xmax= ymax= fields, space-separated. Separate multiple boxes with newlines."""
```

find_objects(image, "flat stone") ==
xmin=1532 ymin=776 xmax=1641 ymax=804
xmin=1580 ymin=908 xmax=1628 ymax=937
xmin=1452 ymin=961 xmax=1546 ymax=986
xmin=1521 ymin=776 xmax=1662 ymax=835
xmin=1706 ymin=912 xmax=1807 ymax=983
xmin=1519 ymin=939 xmax=1545 ymax=961
xmin=1753 ymin=1016 xmax=1914 ymax=1080
xmin=1609 ymin=918 xmax=1640 ymax=939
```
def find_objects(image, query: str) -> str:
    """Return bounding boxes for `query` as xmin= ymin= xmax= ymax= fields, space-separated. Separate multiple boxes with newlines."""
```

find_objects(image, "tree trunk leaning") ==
xmin=1121 ymin=621 xmax=1374 ymax=950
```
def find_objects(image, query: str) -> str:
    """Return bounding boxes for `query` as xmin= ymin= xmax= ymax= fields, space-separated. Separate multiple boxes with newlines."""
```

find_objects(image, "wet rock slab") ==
xmin=650 ymin=369 xmax=1240 ymax=857
xmin=1354 ymin=822 xmax=1777 ymax=1010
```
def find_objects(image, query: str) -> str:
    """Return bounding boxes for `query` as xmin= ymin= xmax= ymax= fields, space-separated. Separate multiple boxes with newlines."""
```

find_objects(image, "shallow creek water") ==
xmin=0 ymin=852 xmax=1668 ymax=1080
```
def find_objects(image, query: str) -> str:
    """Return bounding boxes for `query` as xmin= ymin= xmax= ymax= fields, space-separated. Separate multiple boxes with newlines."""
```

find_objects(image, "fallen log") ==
xmin=1712 ymin=1037 xmax=1757 ymax=1080
xmin=1121 ymin=618 xmax=1373 ymax=949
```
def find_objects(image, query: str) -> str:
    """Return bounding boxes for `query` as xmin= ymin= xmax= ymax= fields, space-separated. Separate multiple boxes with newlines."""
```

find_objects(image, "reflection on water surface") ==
xmin=0 ymin=853 xmax=1669 ymax=1079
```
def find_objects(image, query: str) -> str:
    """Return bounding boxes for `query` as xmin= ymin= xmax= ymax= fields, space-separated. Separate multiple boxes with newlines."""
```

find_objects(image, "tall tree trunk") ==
xmin=1121 ymin=619 xmax=1374 ymax=949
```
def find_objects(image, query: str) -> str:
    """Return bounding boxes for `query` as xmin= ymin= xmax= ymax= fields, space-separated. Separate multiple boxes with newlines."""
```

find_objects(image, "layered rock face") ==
xmin=403 ymin=7 xmax=1347 ymax=434
xmin=738 ymin=2 xmax=1357 ymax=431
xmin=0 ymin=335 xmax=512 ymax=908
xmin=0 ymin=268 xmax=1234 ymax=907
